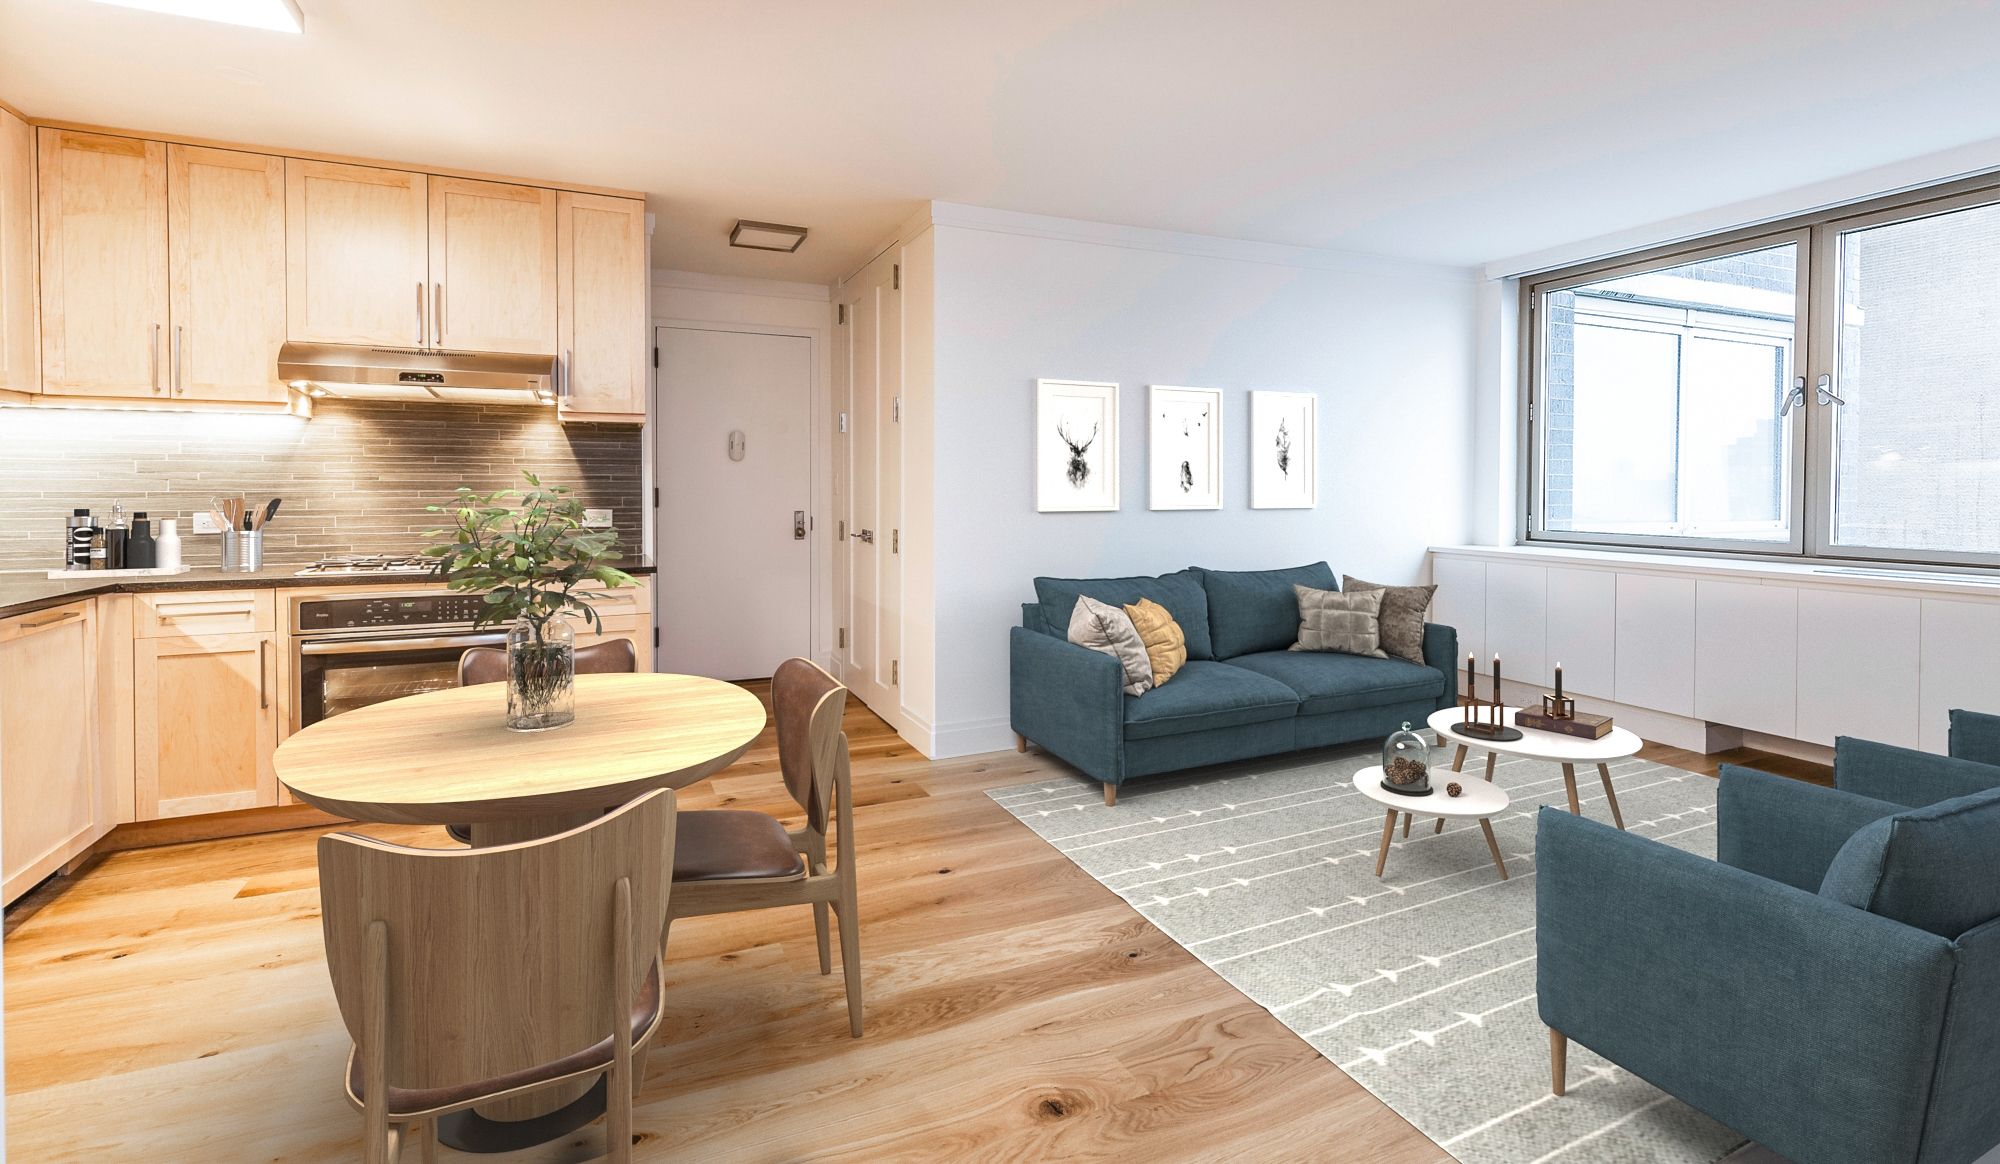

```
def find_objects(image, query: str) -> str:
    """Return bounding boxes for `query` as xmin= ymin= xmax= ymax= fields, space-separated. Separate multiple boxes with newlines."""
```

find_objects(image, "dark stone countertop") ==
xmin=0 ymin=561 xmax=655 ymax=621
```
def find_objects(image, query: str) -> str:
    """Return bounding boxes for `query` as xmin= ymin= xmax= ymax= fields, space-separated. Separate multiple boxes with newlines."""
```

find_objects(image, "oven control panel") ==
xmin=297 ymin=594 xmax=491 ymax=631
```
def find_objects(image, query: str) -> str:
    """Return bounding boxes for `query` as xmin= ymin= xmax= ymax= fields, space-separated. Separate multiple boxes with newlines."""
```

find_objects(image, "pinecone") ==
xmin=1446 ymin=782 xmax=1463 ymax=797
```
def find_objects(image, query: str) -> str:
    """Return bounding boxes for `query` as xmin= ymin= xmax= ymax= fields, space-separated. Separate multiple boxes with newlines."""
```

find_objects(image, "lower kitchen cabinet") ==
xmin=1 ymin=601 xmax=106 ymax=903
xmin=134 ymin=630 xmax=280 ymax=819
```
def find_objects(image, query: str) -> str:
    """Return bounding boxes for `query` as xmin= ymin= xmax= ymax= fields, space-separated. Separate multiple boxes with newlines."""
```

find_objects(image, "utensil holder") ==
xmin=238 ymin=530 xmax=264 ymax=572
xmin=220 ymin=530 xmax=240 ymax=571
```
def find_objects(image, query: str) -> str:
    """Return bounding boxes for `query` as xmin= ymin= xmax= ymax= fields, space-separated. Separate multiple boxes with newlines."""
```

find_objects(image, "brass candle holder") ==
xmin=1455 ymin=654 xmax=1523 ymax=742
xmin=1542 ymin=694 xmax=1575 ymax=719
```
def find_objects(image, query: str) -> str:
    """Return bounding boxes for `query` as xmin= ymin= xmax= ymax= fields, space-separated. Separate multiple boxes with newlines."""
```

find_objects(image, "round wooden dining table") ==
xmin=276 ymin=672 xmax=766 ymax=847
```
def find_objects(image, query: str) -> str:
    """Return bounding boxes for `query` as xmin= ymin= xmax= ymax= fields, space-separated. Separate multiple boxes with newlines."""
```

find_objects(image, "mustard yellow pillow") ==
xmin=1123 ymin=597 xmax=1186 ymax=688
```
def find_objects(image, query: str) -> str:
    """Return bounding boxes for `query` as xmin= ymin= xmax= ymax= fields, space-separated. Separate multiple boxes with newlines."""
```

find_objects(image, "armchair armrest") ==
xmin=1010 ymin=626 xmax=1124 ymax=784
xmin=1949 ymin=708 xmax=2000 ymax=768
xmin=1421 ymin=622 xmax=1458 ymax=710
xmin=1537 ymin=808 xmax=1956 ymax=1164
xmin=1716 ymin=765 xmax=1903 ymax=891
xmin=1835 ymin=736 xmax=2000 ymax=808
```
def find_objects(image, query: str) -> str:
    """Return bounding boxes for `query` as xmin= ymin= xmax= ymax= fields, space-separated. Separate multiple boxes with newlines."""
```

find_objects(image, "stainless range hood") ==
xmin=277 ymin=343 xmax=557 ymax=406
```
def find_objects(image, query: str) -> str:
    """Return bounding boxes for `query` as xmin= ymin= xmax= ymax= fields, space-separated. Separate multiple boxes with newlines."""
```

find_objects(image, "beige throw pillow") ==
xmin=1123 ymin=597 xmax=1186 ymax=687
xmin=1342 ymin=576 xmax=1437 ymax=666
xmin=1068 ymin=595 xmax=1154 ymax=696
xmin=1290 ymin=584 xmax=1387 ymax=658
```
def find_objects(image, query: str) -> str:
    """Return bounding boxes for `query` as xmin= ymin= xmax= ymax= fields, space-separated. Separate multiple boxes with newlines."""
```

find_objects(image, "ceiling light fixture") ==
xmin=82 ymin=0 xmax=305 ymax=33
xmin=729 ymin=220 xmax=808 ymax=253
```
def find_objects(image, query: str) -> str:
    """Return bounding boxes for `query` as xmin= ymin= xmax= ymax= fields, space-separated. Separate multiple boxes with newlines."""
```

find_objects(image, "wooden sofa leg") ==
xmin=1550 ymin=1028 xmax=1567 ymax=1096
xmin=1103 ymin=783 xmax=1117 ymax=807
xmin=1016 ymin=733 xmax=1027 ymax=753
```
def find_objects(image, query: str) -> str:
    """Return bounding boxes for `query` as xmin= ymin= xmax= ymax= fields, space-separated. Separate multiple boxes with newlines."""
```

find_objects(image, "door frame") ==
xmin=649 ymin=319 xmax=829 ymax=677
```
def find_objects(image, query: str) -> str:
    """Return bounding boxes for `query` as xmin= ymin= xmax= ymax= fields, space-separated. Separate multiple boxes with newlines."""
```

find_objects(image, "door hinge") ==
xmin=892 ymin=529 xmax=899 ymax=553
xmin=652 ymin=346 xmax=659 ymax=367
xmin=892 ymin=264 xmax=900 ymax=291
xmin=652 ymin=487 xmax=659 ymax=508
xmin=652 ymin=627 xmax=659 ymax=648
xmin=893 ymin=397 xmax=901 ymax=422
xmin=838 ymin=303 xmax=846 ymax=324
xmin=838 ymin=411 xmax=847 ymax=433
xmin=838 ymin=519 xmax=845 ymax=539
xmin=892 ymin=659 xmax=898 ymax=685
xmin=838 ymin=627 xmax=846 ymax=648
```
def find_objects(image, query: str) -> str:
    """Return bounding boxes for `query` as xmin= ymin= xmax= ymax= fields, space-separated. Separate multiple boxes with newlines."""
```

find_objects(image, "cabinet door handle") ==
xmin=433 ymin=282 xmax=443 ymax=347
xmin=562 ymin=349 xmax=572 ymax=398
xmin=20 ymin=610 xmax=82 ymax=629
xmin=417 ymin=281 xmax=427 ymax=348
xmin=259 ymin=639 xmax=269 ymax=710
xmin=174 ymin=324 xmax=185 ymax=395
xmin=151 ymin=323 xmax=162 ymax=393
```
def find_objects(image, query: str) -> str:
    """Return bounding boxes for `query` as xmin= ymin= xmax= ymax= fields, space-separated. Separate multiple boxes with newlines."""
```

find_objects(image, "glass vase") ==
xmin=505 ymin=615 xmax=575 ymax=732
xmin=1381 ymin=721 xmax=1432 ymax=795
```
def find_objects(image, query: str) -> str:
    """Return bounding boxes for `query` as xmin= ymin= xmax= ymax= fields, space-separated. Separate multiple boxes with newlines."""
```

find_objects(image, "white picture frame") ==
xmin=1250 ymin=391 xmax=1317 ymax=509
xmin=1148 ymin=385 xmax=1223 ymax=510
xmin=1036 ymin=379 xmax=1120 ymax=512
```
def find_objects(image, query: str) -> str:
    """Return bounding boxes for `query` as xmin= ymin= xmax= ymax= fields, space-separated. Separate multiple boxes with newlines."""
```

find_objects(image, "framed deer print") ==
xmin=1036 ymin=379 xmax=1120 ymax=512
xmin=1148 ymin=385 xmax=1222 ymax=510
xmin=1250 ymin=391 xmax=1316 ymax=509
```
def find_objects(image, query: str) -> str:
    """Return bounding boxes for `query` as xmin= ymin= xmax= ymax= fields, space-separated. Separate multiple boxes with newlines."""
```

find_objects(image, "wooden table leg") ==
xmin=1401 ymin=812 xmax=1411 ymax=838
xmin=1598 ymin=762 xmax=1625 ymax=830
xmin=1550 ymin=1028 xmax=1568 ymax=1096
xmin=1434 ymin=817 xmax=1445 ymax=834
xmin=1479 ymin=817 xmax=1509 ymax=880
xmin=1561 ymin=763 xmax=1580 ymax=814
xmin=1451 ymin=744 xmax=1467 ymax=772
xmin=1484 ymin=752 xmax=1497 ymax=782
xmin=1375 ymin=808 xmax=1397 ymax=877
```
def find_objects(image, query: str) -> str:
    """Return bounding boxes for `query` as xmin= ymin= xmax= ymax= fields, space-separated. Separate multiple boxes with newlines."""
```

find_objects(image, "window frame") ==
xmin=1520 ymin=171 xmax=2000 ymax=572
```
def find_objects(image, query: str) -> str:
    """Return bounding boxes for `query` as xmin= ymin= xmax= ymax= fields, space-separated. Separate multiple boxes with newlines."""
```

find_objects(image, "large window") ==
xmin=1527 ymin=179 xmax=2000 ymax=567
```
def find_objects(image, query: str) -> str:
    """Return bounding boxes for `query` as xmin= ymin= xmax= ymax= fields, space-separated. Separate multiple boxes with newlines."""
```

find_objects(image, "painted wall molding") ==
xmin=652 ymin=267 xmax=830 ymax=302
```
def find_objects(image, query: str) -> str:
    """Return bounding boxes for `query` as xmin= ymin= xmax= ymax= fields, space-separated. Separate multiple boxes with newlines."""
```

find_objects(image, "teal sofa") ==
xmin=1008 ymin=562 xmax=1457 ymax=803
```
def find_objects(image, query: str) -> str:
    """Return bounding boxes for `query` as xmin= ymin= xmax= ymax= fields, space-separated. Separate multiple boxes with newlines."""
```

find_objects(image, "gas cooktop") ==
xmin=293 ymin=554 xmax=438 ymax=577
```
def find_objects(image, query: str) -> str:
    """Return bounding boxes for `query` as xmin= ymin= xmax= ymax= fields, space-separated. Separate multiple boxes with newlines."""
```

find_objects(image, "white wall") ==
xmin=649 ymin=270 xmax=837 ymax=671
xmin=922 ymin=213 xmax=1478 ymax=756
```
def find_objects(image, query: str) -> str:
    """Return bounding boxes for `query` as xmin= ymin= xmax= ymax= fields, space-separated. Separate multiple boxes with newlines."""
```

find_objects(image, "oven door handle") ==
xmin=298 ymin=632 xmax=510 ymax=656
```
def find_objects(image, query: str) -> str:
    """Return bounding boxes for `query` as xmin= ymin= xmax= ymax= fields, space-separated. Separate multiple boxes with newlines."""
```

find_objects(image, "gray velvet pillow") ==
xmin=1068 ymin=595 xmax=1154 ymax=696
xmin=1290 ymin=585 xmax=1386 ymax=658
xmin=1342 ymin=576 xmax=1436 ymax=666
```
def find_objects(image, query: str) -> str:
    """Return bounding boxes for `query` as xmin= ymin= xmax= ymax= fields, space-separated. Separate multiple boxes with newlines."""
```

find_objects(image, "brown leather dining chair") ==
xmin=446 ymin=638 xmax=640 ymax=844
xmin=667 ymin=657 xmax=864 ymax=1036
xmin=317 ymin=787 xmax=674 ymax=1164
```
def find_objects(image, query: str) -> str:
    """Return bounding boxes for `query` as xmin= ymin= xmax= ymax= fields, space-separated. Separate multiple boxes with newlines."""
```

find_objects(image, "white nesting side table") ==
xmin=1353 ymin=767 xmax=1511 ymax=880
xmin=1426 ymin=706 xmax=1642 ymax=831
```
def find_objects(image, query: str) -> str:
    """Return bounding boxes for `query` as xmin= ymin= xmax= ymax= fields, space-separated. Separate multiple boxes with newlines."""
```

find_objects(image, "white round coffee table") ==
xmin=1353 ymin=767 xmax=1512 ymax=880
xmin=1426 ymin=706 xmax=1642 ymax=830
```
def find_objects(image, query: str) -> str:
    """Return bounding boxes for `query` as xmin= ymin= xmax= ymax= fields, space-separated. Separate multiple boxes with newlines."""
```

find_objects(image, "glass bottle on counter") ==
xmin=105 ymin=499 xmax=127 ymax=570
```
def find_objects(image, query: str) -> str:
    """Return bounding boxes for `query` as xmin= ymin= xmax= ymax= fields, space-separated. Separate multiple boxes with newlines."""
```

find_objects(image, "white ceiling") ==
xmin=5 ymin=0 xmax=2000 ymax=283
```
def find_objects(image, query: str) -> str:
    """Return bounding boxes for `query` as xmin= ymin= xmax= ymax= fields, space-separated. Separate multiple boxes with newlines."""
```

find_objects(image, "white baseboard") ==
xmin=930 ymin=715 xmax=1015 ymax=759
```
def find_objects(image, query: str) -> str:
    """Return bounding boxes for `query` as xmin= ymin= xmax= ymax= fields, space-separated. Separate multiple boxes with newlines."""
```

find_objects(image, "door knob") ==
xmin=794 ymin=511 xmax=807 ymax=540
xmin=851 ymin=529 xmax=874 ymax=543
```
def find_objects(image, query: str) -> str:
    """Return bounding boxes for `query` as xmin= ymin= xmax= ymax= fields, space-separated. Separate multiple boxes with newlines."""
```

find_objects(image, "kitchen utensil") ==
xmin=258 ymin=498 xmax=281 ymax=529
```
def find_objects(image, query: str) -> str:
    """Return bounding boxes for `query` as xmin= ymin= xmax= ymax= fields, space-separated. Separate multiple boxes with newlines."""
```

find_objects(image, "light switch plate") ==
xmin=581 ymin=508 xmax=613 ymax=529
xmin=192 ymin=511 xmax=220 ymax=534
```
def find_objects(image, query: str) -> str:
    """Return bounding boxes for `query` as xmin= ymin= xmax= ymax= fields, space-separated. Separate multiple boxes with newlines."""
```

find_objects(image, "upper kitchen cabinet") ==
xmin=285 ymin=159 xmax=429 ymax=348
xmin=0 ymin=105 xmax=35 ymax=399
xmin=556 ymin=192 xmax=648 ymax=424
xmin=429 ymin=176 xmax=557 ymax=354
xmin=36 ymin=129 xmax=169 ymax=399
xmin=168 ymin=145 xmax=288 ymax=403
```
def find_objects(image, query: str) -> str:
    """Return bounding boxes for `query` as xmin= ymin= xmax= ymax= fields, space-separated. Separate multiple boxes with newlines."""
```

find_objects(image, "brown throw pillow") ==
xmin=1291 ymin=584 xmax=1386 ymax=658
xmin=1342 ymin=576 xmax=1437 ymax=666
xmin=1123 ymin=597 xmax=1186 ymax=687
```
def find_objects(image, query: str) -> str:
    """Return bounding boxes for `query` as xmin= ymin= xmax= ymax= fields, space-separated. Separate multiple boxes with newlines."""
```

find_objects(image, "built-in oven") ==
xmin=290 ymin=592 xmax=501 ymax=731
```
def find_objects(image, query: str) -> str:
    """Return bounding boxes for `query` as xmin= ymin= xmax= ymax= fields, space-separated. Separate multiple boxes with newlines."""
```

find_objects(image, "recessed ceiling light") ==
xmin=729 ymin=220 xmax=808 ymax=253
xmin=81 ymin=0 xmax=305 ymax=33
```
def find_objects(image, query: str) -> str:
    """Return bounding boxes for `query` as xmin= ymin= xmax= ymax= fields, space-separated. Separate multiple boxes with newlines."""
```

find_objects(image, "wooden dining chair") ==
xmin=668 ymin=657 xmax=863 ymax=1036
xmin=318 ymin=788 xmax=675 ymax=1164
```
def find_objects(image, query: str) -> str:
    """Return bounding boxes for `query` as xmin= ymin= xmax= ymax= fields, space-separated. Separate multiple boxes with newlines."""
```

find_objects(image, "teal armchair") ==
xmin=1537 ymin=744 xmax=2000 ymax=1164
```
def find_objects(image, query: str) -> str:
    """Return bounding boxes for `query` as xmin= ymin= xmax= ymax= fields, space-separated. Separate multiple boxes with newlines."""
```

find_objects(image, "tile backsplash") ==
xmin=0 ymin=400 xmax=644 ymax=572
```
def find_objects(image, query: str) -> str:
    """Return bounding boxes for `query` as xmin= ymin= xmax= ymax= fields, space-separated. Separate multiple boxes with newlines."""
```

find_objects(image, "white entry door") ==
xmin=656 ymin=325 xmax=812 ymax=680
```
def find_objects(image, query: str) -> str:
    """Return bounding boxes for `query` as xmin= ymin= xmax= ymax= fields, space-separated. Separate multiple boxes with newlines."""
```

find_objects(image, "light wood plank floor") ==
xmin=5 ymin=691 xmax=1819 ymax=1163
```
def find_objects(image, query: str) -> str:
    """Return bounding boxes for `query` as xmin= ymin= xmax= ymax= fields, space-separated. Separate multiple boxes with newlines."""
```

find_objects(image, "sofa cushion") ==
xmin=1069 ymin=595 xmax=1153 ymax=697
xmin=1122 ymin=661 xmax=1299 ymax=740
xmin=1819 ymin=786 xmax=2000 ymax=938
xmin=1035 ymin=570 xmax=1213 ymax=660
xmin=1949 ymin=708 xmax=2000 ymax=767
xmin=1193 ymin=562 xmax=1337 ymax=659
xmin=1227 ymin=649 xmax=1447 ymax=717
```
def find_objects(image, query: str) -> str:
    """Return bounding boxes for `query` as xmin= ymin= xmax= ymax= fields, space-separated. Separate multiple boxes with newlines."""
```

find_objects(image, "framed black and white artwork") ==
xmin=1036 ymin=379 xmax=1120 ymax=512
xmin=1148 ymin=385 xmax=1222 ymax=510
xmin=1250 ymin=390 xmax=1316 ymax=509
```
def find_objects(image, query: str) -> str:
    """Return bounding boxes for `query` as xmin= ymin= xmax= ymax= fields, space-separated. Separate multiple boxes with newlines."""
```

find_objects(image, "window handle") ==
xmin=1781 ymin=377 xmax=1806 ymax=417
xmin=1815 ymin=373 xmax=1845 ymax=407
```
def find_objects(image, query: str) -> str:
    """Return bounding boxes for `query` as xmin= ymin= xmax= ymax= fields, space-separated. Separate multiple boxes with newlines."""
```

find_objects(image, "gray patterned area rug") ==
xmin=989 ymin=740 xmax=1749 ymax=1164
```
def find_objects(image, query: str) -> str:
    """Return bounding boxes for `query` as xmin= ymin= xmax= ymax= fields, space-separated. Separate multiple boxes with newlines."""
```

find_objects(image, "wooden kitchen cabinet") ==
xmin=556 ymin=191 xmax=649 ymax=424
xmin=286 ymin=159 xmax=429 ymax=348
xmin=36 ymin=128 xmax=169 ymax=399
xmin=0 ymin=104 xmax=34 ymax=399
xmin=169 ymin=144 xmax=289 ymax=403
xmin=135 ymin=630 xmax=280 ymax=819
xmin=1 ymin=601 xmax=105 ymax=903
xmin=430 ymin=176 xmax=557 ymax=354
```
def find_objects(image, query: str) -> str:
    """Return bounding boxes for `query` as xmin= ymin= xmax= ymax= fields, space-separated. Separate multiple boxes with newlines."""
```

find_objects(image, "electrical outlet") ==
xmin=581 ymin=508 xmax=614 ymax=529
xmin=192 ymin=511 xmax=220 ymax=534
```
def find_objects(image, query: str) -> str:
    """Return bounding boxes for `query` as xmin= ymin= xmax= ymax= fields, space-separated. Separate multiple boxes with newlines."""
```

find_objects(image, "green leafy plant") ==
xmin=421 ymin=471 xmax=636 ymax=634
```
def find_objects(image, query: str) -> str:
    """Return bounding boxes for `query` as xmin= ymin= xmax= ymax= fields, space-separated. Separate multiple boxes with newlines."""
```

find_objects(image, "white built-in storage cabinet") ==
xmin=1430 ymin=546 xmax=2000 ymax=754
